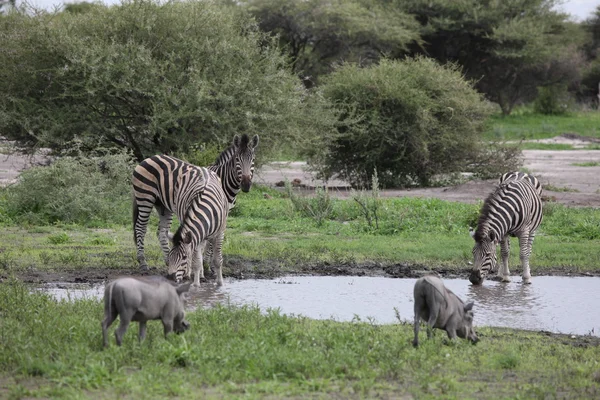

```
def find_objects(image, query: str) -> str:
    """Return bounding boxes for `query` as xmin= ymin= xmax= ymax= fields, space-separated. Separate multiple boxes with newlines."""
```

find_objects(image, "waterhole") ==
xmin=41 ymin=276 xmax=600 ymax=336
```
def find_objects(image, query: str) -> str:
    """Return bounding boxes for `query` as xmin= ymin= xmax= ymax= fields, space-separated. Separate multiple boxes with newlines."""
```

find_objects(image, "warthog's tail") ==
xmin=104 ymin=281 xmax=115 ymax=323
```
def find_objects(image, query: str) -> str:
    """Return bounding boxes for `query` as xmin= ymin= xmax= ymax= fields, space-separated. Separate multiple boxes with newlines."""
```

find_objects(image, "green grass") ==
xmin=1 ymin=281 xmax=599 ymax=399
xmin=1 ymin=188 xmax=600 ymax=276
xmin=572 ymin=161 xmax=600 ymax=167
xmin=484 ymin=110 xmax=600 ymax=141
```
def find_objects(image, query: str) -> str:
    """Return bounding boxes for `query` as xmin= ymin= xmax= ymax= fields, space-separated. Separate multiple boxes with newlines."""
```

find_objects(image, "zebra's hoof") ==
xmin=522 ymin=279 xmax=532 ymax=285
xmin=501 ymin=276 xmax=511 ymax=283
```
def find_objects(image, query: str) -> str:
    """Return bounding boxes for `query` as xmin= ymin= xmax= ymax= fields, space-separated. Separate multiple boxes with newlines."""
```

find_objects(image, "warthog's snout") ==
xmin=241 ymin=175 xmax=252 ymax=192
xmin=176 ymin=320 xmax=191 ymax=334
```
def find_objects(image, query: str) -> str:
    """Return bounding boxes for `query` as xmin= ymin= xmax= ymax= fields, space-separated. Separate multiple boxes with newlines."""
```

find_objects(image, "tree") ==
xmin=240 ymin=0 xmax=422 ymax=86
xmin=401 ymin=0 xmax=582 ymax=115
xmin=0 ymin=0 xmax=15 ymax=14
xmin=0 ymin=0 xmax=338 ymax=161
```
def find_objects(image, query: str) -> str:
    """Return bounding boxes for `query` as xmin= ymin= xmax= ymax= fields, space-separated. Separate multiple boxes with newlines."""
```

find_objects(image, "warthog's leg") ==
xmin=101 ymin=312 xmax=117 ymax=348
xmin=138 ymin=321 xmax=147 ymax=343
xmin=156 ymin=206 xmax=174 ymax=263
xmin=413 ymin=305 xmax=421 ymax=347
xmin=499 ymin=236 xmax=511 ymax=282
xmin=114 ymin=310 xmax=133 ymax=346
xmin=520 ymin=233 xmax=534 ymax=284
xmin=162 ymin=319 xmax=173 ymax=337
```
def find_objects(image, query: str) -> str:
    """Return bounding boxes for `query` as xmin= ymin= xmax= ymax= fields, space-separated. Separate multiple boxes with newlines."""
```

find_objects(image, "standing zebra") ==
xmin=209 ymin=134 xmax=259 ymax=209
xmin=469 ymin=173 xmax=543 ymax=285
xmin=132 ymin=134 xmax=258 ymax=283
xmin=132 ymin=156 xmax=229 ymax=286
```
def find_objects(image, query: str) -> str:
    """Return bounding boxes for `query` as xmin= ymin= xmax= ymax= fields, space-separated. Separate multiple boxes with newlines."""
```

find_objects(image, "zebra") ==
xmin=469 ymin=173 xmax=543 ymax=285
xmin=209 ymin=134 xmax=260 ymax=209
xmin=499 ymin=171 xmax=542 ymax=196
xmin=132 ymin=155 xmax=229 ymax=286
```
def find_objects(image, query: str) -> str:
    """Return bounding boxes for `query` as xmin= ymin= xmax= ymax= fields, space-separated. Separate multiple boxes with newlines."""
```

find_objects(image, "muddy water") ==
xmin=41 ymin=276 xmax=600 ymax=336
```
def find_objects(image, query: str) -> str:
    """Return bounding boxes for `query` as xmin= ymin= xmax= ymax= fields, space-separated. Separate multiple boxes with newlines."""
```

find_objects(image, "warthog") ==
xmin=102 ymin=276 xmax=191 ymax=347
xmin=412 ymin=275 xmax=478 ymax=347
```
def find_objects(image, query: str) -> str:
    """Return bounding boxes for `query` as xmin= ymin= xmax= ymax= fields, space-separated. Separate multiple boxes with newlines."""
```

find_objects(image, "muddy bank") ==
xmin=6 ymin=257 xmax=600 ymax=285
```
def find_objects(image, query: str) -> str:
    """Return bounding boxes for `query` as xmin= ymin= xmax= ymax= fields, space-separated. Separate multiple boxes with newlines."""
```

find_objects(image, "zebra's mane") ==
xmin=474 ymin=184 xmax=506 ymax=242
xmin=213 ymin=134 xmax=252 ymax=166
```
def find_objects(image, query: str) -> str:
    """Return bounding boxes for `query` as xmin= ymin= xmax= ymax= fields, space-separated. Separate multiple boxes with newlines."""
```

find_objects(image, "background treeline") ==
xmin=1 ymin=0 xmax=599 ymax=192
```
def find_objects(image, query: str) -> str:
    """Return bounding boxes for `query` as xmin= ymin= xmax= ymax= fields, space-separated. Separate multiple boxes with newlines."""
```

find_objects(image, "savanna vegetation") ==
xmin=2 ymin=280 xmax=600 ymax=399
xmin=1 ymin=0 xmax=600 ymax=398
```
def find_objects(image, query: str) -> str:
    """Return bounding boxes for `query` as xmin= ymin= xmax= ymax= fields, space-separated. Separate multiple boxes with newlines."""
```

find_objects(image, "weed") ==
xmin=47 ymin=233 xmax=71 ymax=245
xmin=286 ymin=182 xmax=334 ymax=227
xmin=545 ymin=184 xmax=579 ymax=193
xmin=351 ymin=170 xmax=382 ymax=230
xmin=572 ymin=161 xmax=600 ymax=167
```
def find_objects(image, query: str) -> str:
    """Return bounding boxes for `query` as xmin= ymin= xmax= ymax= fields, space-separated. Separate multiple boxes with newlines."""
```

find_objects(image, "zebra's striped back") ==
xmin=133 ymin=155 xmax=208 ymax=218
xmin=209 ymin=134 xmax=259 ymax=208
xmin=499 ymin=171 xmax=542 ymax=196
xmin=470 ymin=178 xmax=543 ymax=284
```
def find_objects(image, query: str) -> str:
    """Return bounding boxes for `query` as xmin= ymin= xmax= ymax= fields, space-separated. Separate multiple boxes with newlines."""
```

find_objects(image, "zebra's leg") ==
xmin=192 ymin=241 xmax=208 ymax=287
xmin=520 ymin=233 xmax=535 ymax=284
xmin=156 ymin=206 xmax=174 ymax=264
xmin=204 ymin=241 xmax=214 ymax=276
xmin=499 ymin=236 xmax=511 ymax=282
xmin=133 ymin=201 xmax=153 ymax=270
xmin=211 ymin=233 xmax=225 ymax=286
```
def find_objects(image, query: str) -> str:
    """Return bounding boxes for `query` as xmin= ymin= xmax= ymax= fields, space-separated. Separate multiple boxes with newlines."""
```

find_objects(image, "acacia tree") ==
xmin=0 ymin=0 xmax=338 ymax=161
xmin=400 ymin=0 xmax=582 ymax=115
xmin=240 ymin=0 xmax=422 ymax=86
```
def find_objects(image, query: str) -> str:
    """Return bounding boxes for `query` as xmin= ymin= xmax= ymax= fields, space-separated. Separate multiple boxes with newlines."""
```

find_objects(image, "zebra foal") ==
xmin=132 ymin=155 xmax=229 ymax=286
xmin=469 ymin=172 xmax=543 ymax=285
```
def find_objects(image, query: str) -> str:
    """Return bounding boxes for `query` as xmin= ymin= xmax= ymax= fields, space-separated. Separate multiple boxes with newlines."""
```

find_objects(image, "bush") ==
xmin=314 ymin=57 xmax=494 ymax=188
xmin=0 ymin=0 xmax=338 ymax=162
xmin=1 ymin=151 xmax=134 ymax=226
xmin=533 ymin=84 xmax=574 ymax=115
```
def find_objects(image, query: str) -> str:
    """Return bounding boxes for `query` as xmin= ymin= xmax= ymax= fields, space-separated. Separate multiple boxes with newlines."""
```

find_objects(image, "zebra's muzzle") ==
xmin=241 ymin=175 xmax=252 ymax=192
xmin=469 ymin=270 xmax=484 ymax=285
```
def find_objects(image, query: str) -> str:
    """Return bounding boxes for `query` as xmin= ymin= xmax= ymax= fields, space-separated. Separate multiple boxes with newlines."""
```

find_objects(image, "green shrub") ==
xmin=316 ymin=57 xmax=495 ymax=188
xmin=1 ymin=152 xmax=133 ymax=226
xmin=534 ymin=84 xmax=573 ymax=115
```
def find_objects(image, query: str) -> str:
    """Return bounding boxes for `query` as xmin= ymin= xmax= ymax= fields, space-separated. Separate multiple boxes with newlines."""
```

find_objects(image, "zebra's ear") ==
xmin=233 ymin=135 xmax=241 ymax=148
xmin=251 ymin=134 xmax=259 ymax=148
xmin=488 ymin=231 xmax=499 ymax=244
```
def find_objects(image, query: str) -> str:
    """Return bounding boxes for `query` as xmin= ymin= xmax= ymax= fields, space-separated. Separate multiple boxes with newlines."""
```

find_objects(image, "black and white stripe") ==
xmin=209 ymin=134 xmax=259 ymax=209
xmin=469 ymin=173 xmax=543 ymax=285
xmin=132 ymin=155 xmax=229 ymax=286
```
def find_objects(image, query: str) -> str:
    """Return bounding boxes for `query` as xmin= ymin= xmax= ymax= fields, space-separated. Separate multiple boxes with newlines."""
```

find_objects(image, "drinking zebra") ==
xmin=132 ymin=134 xmax=258 ymax=282
xmin=469 ymin=173 xmax=543 ymax=285
xmin=132 ymin=156 xmax=229 ymax=286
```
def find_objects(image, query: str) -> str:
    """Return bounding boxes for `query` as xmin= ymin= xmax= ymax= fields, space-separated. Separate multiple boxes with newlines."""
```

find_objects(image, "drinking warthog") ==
xmin=412 ymin=275 xmax=478 ymax=347
xmin=101 ymin=276 xmax=191 ymax=347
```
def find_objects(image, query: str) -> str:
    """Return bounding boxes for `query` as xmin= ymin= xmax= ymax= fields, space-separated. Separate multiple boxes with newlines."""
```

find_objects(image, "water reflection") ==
xmin=39 ymin=275 xmax=600 ymax=336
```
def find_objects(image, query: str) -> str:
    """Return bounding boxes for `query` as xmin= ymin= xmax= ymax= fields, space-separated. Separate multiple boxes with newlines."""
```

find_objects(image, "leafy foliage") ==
xmin=0 ymin=0 xmax=338 ymax=161
xmin=400 ymin=0 xmax=582 ymax=115
xmin=241 ymin=0 xmax=421 ymax=85
xmin=316 ymin=57 xmax=495 ymax=188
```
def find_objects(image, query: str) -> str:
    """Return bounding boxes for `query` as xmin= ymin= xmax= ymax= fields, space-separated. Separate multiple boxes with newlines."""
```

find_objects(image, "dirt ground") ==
xmin=254 ymin=134 xmax=600 ymax=207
